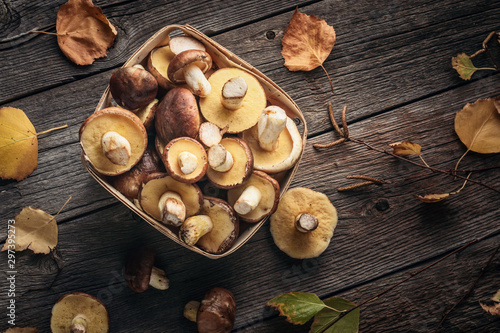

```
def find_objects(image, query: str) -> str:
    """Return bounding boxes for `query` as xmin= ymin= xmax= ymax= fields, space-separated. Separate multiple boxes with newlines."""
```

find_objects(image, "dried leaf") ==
xmin=267 ymin=292 xmax=326 ymax=325
xmin=4 ymin=328 xmax=39 ymax=333
xmin=389 ymin=141 xmax=422 ymax=156
xmin=0 ymin=107 xmax=38 ymax=181
xmin=480 ymin=291 xmax=500 ymax=317
xmin=1 ymin=207 xmax=58 ymax=254
xmin=493 ymin=289 xmax=500 ymax=302
xmin=310 ymin=297 xmax=359 ymax=333
xmin=452 ymin=53 xmax=478 ymax=80
xmin=455 ymin=97 xmax=500 ymax=153
xmin=281 ymin=9 xmax=336 ymax=71
xmin=56 ymin=0 xmax=117 ymax=65
xmin=414 ymin=193 xmax=450 ymax=203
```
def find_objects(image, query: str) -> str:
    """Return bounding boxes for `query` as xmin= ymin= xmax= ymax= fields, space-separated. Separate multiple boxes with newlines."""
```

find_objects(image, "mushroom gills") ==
xmin=234 ymin=185 xmax=262 ymax=215
xmin=158 ymin=191 xmax=186 ymax=227
xmin=208 ymin=144 xmax=233 ymax=172
xmin=101 ymin=131 xmax=132 ymax=165
xmin=257 ymin=106 xmax=287 ymax=151
xmin=180 ymin=215 xmax=214 ymax=246
xmin=222 ymin=76 xmax=248 ymax=110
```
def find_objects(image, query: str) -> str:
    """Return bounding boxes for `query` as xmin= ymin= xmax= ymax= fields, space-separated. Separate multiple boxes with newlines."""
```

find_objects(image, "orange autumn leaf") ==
xmin=56 ymin=0 xmax=117 ymax=65
xmin=414 ymin=193 xmax=451 ymax=203
xmin=390 ymin=141 xmax=422 ymax=156
xmin=281 ymin=8 xmax=336 ymax=71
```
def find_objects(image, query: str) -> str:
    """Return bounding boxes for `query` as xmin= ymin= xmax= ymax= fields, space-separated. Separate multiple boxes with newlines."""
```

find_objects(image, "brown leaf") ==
xmin=455 ymin=97 xmax=500 ymax=153
xmin=281 ymin=8 xmax=336 ymax=71
xmin=1 ymin=207 xmax=58 ymax=254
xmin=389 ymin=141 xmax=422 ymax=156
xmin=414 ymin=193 xmax=450 ymax=203
xmin=480 ymin=300 xmax=500 ymax=317
xmin=4 ymin=328 xmax=38 ymax=333
xmin=56 ymin=0 xmax=117 ymax=65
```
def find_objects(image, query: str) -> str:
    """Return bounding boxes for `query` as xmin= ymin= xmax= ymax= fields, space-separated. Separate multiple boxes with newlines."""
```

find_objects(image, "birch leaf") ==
xmin=389 ymin=141 xmax=422 ymax=156
xmin=4 ymin=328 xmax=39 ymax=333
xmin=452 ymin=53 xmax=478 ymax=80
xmin=310 ymin=297 xmax=359 ymax=333
xmin=455 ymin=97 xmax=500 ymax=153
xmin=480 ymin=289 xmax=500 ymax=317
xmin=281 ymin=9 xmax=336 ymax=71
xmin=414 ymin=193 xmax=451 ymax=203
xmin=267 ymin=292 xmax=326 ymax=324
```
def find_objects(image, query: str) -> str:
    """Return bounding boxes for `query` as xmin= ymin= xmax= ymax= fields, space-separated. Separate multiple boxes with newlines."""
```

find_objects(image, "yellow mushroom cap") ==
xmin=270 ymin=187 xmax=338 ymax=259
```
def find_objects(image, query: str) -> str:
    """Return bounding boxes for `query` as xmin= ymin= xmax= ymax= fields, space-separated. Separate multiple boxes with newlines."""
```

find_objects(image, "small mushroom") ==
xmin=50 ymin=292 xmax=109 ymax=333
xmin=270 ymin=187 xmax=338 ymax=259
xmin=199 ymin=68 xmax=267 ymax=133
xmin=221 ymin=76 xmax=248 ymax=110
xmin=79 ymin=107 xmax=147 ymax=176
xmin=198 ymin=122 xmax=224 ymax=148
xmin=206 ymin=137 xmax=253 ymax=189
xmin=109 ymin=64 xmax=158 ymax=110
xmin=227 ymin=171 xmax=280 ymax=223
xmin=163 ymin=137 xmax=208 ymax=183
xmin=197 ymin=287 xmax=236 ymax=333
xmin=241 ymin=107 xmax=303 ymax=173
xmin=124 ymin=246 xmax=169 ymax=292
xmin=184 ymin=300 xmax=201 ymax=322
xmin=180 ymin=215 xmax=214 ymax=246
xmin=158 ymin=191 xmax=186 ymax=226
xmin=167 ymin=49 xmax=213 ymax=97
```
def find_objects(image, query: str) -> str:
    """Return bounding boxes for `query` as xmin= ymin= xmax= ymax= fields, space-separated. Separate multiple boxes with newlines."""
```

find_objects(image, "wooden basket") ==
xmin=81 ymin=24 xmax=307 ymax=258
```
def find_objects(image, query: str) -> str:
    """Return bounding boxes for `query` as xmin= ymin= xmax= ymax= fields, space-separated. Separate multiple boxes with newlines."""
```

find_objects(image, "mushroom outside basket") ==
xmin=80 ymin=24 xmax=307 ymax=258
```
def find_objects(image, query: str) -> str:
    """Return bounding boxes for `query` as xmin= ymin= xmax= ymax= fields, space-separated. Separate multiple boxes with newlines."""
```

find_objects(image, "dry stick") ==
xmin=318 ymin=239 xmax=478 ymax=333
xmin=346 ymin=175 xmax=389 ymax=184
xmin=328 ymin=102 xmax=344 ymax=137
xmin=337 ymin=181 xmax=376 ymax=192
xmin=435 ymin=241 xmax=500 ymax=332
xmin=313 ymin=138 xmax=345 ymax=149
xmin=341 ymin=105 xmax=349 ymax=138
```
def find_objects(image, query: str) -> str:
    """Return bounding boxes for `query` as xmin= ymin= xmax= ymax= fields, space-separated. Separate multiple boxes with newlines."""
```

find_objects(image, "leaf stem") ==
xmin=320 ymin=64 xmax=334 ymax=95
xmin=37 ymin=124 xmax=68 ymax=137
xmin=323 ymin=304 xmax=348 ymax=313
xmin=29 ymin=30 xmax=59 ymax=36
xmin=419 ymin=154 xmax=430 ymax=168
xmin=0 ymin=124 xmax=68 ymax=149
xmin=47 ymin=195 xmax=73 ymax=225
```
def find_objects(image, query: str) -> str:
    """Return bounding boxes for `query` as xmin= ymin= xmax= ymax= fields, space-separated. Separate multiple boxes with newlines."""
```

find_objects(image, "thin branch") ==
xmin=346 ymin=175 xmax=389 ymax=184
xmin=318 ymin=239 xmax=478 ymax=333
xmin=313 ymin=138 xmax=345 ymax=149
xmin=341 ymin=105 xmax=349 ymax=138
xmin=435 ymin=241 xmax=500 ymax=332
xmin=453 ymin=165 xmax=500 ymax=173
xmin=337 ymin=181 xmax=375 ymax=192
xmin=328 ymin=102 xmax=344 ymax=137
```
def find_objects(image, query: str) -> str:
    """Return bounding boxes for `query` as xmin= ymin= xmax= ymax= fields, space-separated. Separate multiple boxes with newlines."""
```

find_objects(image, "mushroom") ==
xmin=198 ymin=122 xmax=224 ymax=148
xmin=206 ymin=137 xmax=253 ymax=189
xmin=208 ymin=143 xmax=233 ymax=172
xmin=197 ymin=287 xmax=236 ymax=333
xmin=133 ymin=98 xmax=158 ymax=132
xmin=241 ymin=106 xmax=303 ymax=173
xmin=180 ymin=215 xmax=214 ymax=246
xmin=79 ymin=107 xmax=147 ymax=176
xmin=227 ymin=171 xmax=280 ymax=223
xmin=196 ymin=197 xmax=239 ymax=254
xmin=184 ymin=300 xmax=201 ymax=322
xmin=221 ymin=76 xmax=248 ymax=110
xmin=169 ymin=36 xmax=206 ymax=55
xmin=50 ymin=292 xmax=109 ymax=332
xmin=163 ymin=137 xmax=208 ymax=183
xmin=199 ymin=68 xmax=267 ymax=133
xmin=124 ymin=246 xmax=169 ymax=292
xmin=139 ymin=174 xmax=203 ymax=226
xmin=109 ymin=64 xmax=158 ymax=110
xmin=167 ymin=49 xmax=213 ymax=97
xmin=270 ymin=187 xmax=338 ymax=259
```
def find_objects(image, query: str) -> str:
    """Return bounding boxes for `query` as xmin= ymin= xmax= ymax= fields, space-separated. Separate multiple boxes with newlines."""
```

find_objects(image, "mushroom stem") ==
xmin=199 ymin=122 xmax=223 ymax=147
xmin=180 ymin=215 xmax=214 ymax=246
xmin=221 ymin=76 xmax=248 ymax=110
xmin=70 ymin=315 xmax=88 ymax=333
xmin=208 ymin=144 xmax=234 ymax=172
xmin=184 ymin=300 xmax=201 ymax=322
xmin=149 ymin=266 xmax=170 ymax=290
xmin=295 ymin=213 xmax=319 ymax=233
xmin=257 ymin=106 xmax=287 ymax=151
xmin=133 ymin=64 xmax=146 ymax=70
xmin=234 ymin=185 xmax=262 ymax=215
xmin=101 ymin=131 xmax=132 ymax=165
xmin=178 ymin=151 xmax=199 ymax=174
xmin=184 ymin=63 xmax=211 ymax=97
xmin=158 ymin=191 xmax=186 ymax=227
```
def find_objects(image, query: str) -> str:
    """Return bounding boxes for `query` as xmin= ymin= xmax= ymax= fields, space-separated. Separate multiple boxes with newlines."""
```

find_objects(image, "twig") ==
xmin=320 ymin=64 xmax=334 ymax=95
xmin=483 ymin=31 xmax=499 ymax=70
xmin=341 ymin=105 xmax=349 ymax=138
xmin=337 ymin=181 xmax=376 ymax=192
xmin=346 ymin=175 xmax=389 ymax=184
xmin=313 ymin=138 xmax=345 ymax=149
xmin=328 ymin=102 xmax=344 ymax=137
xmin=453 ymin=165 xmax=500 ymax=173
xmin=318 ymin=239 xmax=478 ymax=333
xmin=435 ymin=241 xmax=500 ymax=332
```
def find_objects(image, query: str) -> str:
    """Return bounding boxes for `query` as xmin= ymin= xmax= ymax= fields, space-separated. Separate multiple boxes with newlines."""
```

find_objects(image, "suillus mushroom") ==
xmin=109 ymin=64 xmax=158 ymax=110
xmin=50 ymin=292 xmax=109 ymax=333
xmin=197 ymin=287 xmax=236 ymax=333
xmin=241 ymin=106 xmax=303 ymax=173
xmin=207 ymin=143 xmax=233 ymax=172
xmin=196 ymin=197 xmax=239 ymax=254
xmin=199 ymin=68 xmax=267 ymax=133
xmin=169 ymin=36 xmax=206 ymax=55
xmin=139 ymin=173 xmax=203 ymax=226
xmin=133 ymin=98 xmax=158 ymax=132
xmin=270 ymin=187 xmax=338 ymax=259
xmin=167 ymin=49 xmax=213 ymax=97
xmin=227 ymin=171 xmax=280 ymax=223
xmin=79 ymin=107 xmax=147 ymax=176
xmin=221 ymin=76 xmax=248 ymax=110
xmin=163 ymin=137 xmax=208 ymax=183
xmin=124 ymin=246 xmax=169 ymax=293
xmin=198 ymin=122 xmax=224 ymax=148
xmin=180 ymin=215 xmax=214 ymax=246
xmin=206 ymin=137 xmax=253 ymax=189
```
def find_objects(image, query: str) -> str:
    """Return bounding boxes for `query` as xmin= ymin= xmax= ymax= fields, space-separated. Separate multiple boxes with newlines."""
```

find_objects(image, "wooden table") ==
xmin=1 ymin=0 xmax=499 ymax=331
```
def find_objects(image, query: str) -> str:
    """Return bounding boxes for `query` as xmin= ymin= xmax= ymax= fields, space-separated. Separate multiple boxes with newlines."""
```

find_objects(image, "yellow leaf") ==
xmin=56 ymin=0 xmax=117 ymax=65
xmin=455 ymin=97 xmax=500 ymax=153
xmin=1 ymin=207 xmax=58 ymax=254
xmin=0 ymin=107 xmax=38 ymax=181
xmin=451 ymin=53 xmax=478 ymax=80
xmin=389 ymin=141 xmax=422 ymax=156
xmin=414 ymin=193 xmax=450 ymax=203
xmin=281 ymin=8 xmax=336 ymax=71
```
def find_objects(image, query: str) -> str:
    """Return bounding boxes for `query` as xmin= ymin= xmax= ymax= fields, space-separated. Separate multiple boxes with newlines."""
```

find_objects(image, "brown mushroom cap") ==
xmin=199 ymin=68 xmax=267 ymax=133
xmin=139 ymin=173 xmax=203 ymax=221
xmin=197 ymin=197 xmax=239 ymax=254
xmin=206 ymin=137 xmax=253 ymax=189
xmin=241 ymin=117 xmax=302 ymax=173
xmin=227 ymin=171 xmax=280 ymax=223
xmin=50 ymin=292 xmax=109 ymax=333
xmin=124 ymin=246 xmax=156 ymax=293
xmin=197 ymin=287 xmax=236 ymax=333
xmin=270 ymin=187 xmax=338 ymax=259
xmin=109 ymin=66 xmax=158 ymax=110
xmin=167 ymin=49 xmax=212 ymax=83
xmin=164 ymin=137 xmax=208 ymax=183
xmin=79 ymin=107 xmax=147 ymax=176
